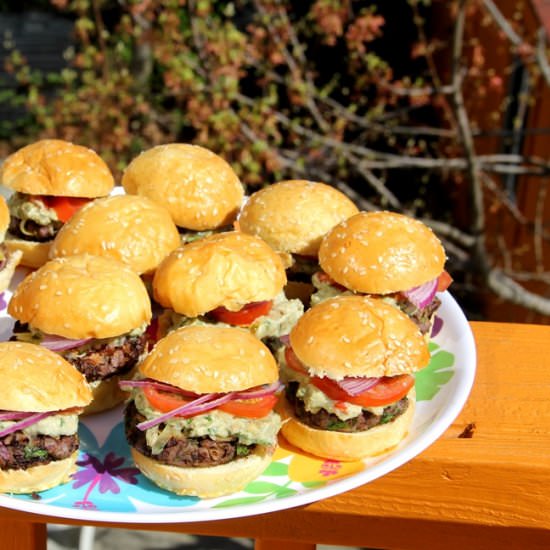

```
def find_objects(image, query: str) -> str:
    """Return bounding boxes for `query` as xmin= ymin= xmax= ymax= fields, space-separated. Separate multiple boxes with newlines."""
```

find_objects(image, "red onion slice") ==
xmin=134 ymin=381 xmax=283 ymax=431
xmin=0 ymin=411 xmax=35 ymax=422
xmin=279 ymin=334 xmax=290 ymax=346
xmin=402 ymin=277 xmax=438 ymax=310
xmin=119 ymin=378 xmax=199 ymax=398
xmin=335 ymin=377 xmax=380 ymax=396
xmin=233 ymin=381 xmax=283 ymax=400
xmin=40 ymin=334 xmax=92 ymax=352
xmin=0 ymin=412 xmax=53 ymax=438
xmin=137 ymin=393 xmax=235 ymax=431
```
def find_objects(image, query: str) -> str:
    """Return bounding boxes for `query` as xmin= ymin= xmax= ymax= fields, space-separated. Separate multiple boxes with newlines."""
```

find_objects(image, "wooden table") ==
xmin=2 ymin=321 xmax=550 ymax=550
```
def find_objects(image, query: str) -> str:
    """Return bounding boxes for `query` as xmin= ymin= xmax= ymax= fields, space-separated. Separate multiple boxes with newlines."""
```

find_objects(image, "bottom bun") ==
xmin=5 ymin=236 xmax=51 ymax=269
xmin=0 ymin=247 xmax=22 ymax=293
xmin=131 ymin=445 xmax=274 ymax=498
xmin=0 ymin=450 xmax=79 ymax=494
xmin=84 ymin=373 xmax=133 ymax=416
xmin=279 ymin=389 xmax=416 ymax=461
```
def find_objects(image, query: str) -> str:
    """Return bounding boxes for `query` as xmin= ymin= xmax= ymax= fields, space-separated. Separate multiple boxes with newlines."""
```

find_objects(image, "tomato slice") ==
xmin=218 ymin=394 xmax=278 ymax=418
xmin=39 ymin=196 xmax=92 ymax=223
xmin=144 ymin=317 xmax=160 ymax=349
xmin=437 ymin=270 xmax=453 ymax=292
xmin=284 ymin=346 xmax=308 ymax=375
xmin=311 ymin=374 xmax=415 ymax=407
xmin=209 ymin=300 xmax=273 ymax=326
xmin=143 ymin=386 xmax=201 ymax=416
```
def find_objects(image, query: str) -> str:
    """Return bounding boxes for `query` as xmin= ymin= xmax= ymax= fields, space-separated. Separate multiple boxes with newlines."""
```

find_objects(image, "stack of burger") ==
xmin=312 ymin=211 xmax=452 ymax=339
xmin=0 ymin=139 xmax=115 ymax=268
xmin=0 ymin=139 xmax=453 ymax=498
xmin=122 ymin=143 xmax=244 ymax=243
xmin=152 ymin=231 xmax=304 ymax=349
xmin=238 ymin=179 xmax=359 ymax=304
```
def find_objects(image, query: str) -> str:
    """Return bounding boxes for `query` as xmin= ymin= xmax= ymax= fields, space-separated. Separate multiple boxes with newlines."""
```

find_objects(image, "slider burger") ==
xmin=121 ymin=325 xmax=282 ymax=498
xmin=0 ymin=195 xmax=22 ymax=292
xmin=8 ymin=254 xmax=152 ymax=414
xmin=121 ymin=144 xmax=244 ymax=243
xmin=314 ymin=211 xmax=452 ymax=338
xmin=0 ymin=139 xmax=114 ymax=268
xmin=153 ymin=232 xmax=303 ymax=347
xmin=0 ymin=342 xmax=92 ymax=494
xmin=238 ymin=180 xmax=358 ymax=301
xmin=279 ymin=295 xmax=430 ymax=460
xmin=49 ymin=194 xmax=180 ymax=276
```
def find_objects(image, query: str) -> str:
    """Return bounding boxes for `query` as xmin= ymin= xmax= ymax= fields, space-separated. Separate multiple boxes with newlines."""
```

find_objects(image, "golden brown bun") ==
xmin=131 ymin=445 xmax=273 ymax=498
xmin=121 ymin=144 xmax=244 ymax=230
xmin=153 ymin=232 xmax=286 ymax=316
xmin=83 ymin=372 xmax=136 ymax=416
xmin=239 ymin=180 xmax=359 ymax=256
xmin=140 ymin=325 xmax=278 ymax=393
xmin=4 ymin=237 xmax=48 ymax=269
xmin=0 ymin=450 xmax=79 ymax=494
xmin=319 ymin=211 xmax=446 ymax=294
xmin=289 ymin=295 xmax=430 ymax=379
xmin=279 ymin=389 xmax=416 ymax=461
xmin=8 ymin=254 xmax=151 ymax=339
xmin=0 ymin=342 xmax=92 ymax=411
xmin=0 ymin=195 xmax=8 ymax=238
xmin=49 ymin=194 xmax=180 ymax=275
xmin=0 ymin=246 xmax=22 ymax=293
xmin=1 ymin=139 xmax=114 ymax=197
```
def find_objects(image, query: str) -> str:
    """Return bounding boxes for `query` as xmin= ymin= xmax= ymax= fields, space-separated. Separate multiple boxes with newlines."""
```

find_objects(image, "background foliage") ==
xmin=2 ymin=0 xmax=550 ymax=322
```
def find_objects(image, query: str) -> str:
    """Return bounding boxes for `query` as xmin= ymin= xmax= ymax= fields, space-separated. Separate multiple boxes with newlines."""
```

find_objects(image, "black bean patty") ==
xmin=124 ymin=401 xmax=254 ymax=468
xmin=286 ymin=382 xmax=409 ymax=432
xmin=0 ymin=431 xmax=78 ymax=471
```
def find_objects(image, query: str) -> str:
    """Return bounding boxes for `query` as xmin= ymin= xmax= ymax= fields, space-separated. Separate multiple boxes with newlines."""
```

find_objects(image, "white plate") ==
xmin=0 ymin=275 xmax=476 ymax=523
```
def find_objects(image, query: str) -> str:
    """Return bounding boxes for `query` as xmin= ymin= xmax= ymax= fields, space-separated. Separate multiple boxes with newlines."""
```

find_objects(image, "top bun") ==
xmin=238 ymin=180 xmax=359 ymax=256
xmin=8 ymin=254 xmax=151 ymax=339
xmin=0 ymin=341 xmax=92 ymax=411
xmin=153 ymin=231 xmax=286 ymax=316
xmin=319 ymin=211 xmax=446 ymax=294
xmin=121 ymin=144 xmax=244 ymax=231
xmin=0 ymin=195 xmax=8 ymax=240
xmin=140 ymin=325 xmax=278 ymax=394
xmin=1 ymin=139 xmax=114 ymax=197
xmin=289 ymin=295 xmax=430 ymax=380
xmin=49 ymin=194 xmax=181 ymax=275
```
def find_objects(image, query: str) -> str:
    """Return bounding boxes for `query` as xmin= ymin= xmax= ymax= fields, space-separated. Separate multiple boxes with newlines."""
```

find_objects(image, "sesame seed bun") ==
xmin=0 ymin=195 xmax=8 ymax=239
xmin=279 ymin=389 xmax=416 ymax=461
xmin=139 ymin=325 xmax=279 ymax=394
xmin=0 ymin=196 xmax=23 ymax=292
xmin=289 ymin=295 xmax=430 ymax=380
xmin=239 ymin=180 xmax=359 ymax=256
xmin=121 ymin=143 xmax=244 ymax=231
xmin=0 ymin=341 xmax=92 ymax=412
xmin=153 ymin=232 xmax=286 ymax=316
xmin=130 ymin=445 xmax=274 ymax=498
xmin=0 ymin=450 xmax=80 ymax=494
xmin=318 ymin=211 xmax=446 ymax=294
xmin=0 ymin=139 xmax=114 ymax=197
xmin=8 ymin=254 xmax=151 ymax=339
xmin=49 ymin=194 xmax=181 ymax=275
xmin=4 ymin=238 xmax=47 ymax=270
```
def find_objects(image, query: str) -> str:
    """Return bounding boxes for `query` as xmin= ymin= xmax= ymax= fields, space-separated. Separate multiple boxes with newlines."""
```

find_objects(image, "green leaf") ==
xmin=274 ymin=488 xmax=298 ymax=498
xmin=243 ymin=481 xmax=286 ymax=494
xmin=415 ymin=346 xmax=455 ymax=401
xmin=262 ymin=462 xmax=289 ymax=477
xmin=213 ymin=495 xmax=268 ymax=508
xmin=301 ymin=480 xmax=326 ymax=488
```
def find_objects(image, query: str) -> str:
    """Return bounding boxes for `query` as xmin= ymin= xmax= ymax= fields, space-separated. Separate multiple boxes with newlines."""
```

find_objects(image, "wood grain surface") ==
xmin=1 ymin=321 xmax=550 ymax=550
